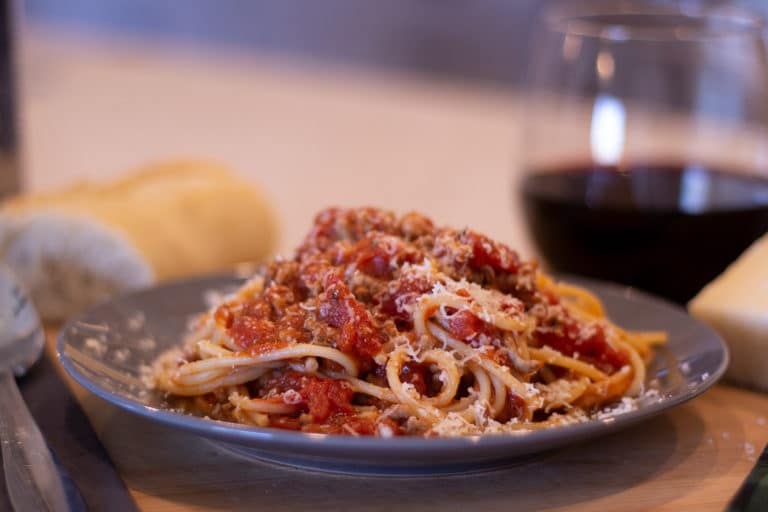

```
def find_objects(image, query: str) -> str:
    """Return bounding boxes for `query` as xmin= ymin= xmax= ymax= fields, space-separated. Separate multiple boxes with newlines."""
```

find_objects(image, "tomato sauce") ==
xmin=379 ymin=273 xmax=434 ymax=329
xmin=399 ymin=361 xmax=430 ymax=396
xmin=535 ymin=320 xmax=629 ymax=374
xmin=496 ymin=392 xmax=527 ymax=423
xmin=459 ymin=230 xmax=521 ymax=274
xmin=317 ymin=274 xmax=383 ymax=365
xmin=264 ymin=372 xmax=354 ymax=422
xmin=230 ymin=316 xmax=279 ymax=349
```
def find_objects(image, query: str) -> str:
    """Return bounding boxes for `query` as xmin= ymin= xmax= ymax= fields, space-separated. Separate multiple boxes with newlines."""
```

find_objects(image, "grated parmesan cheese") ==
xmin=112 ymin=347 xmax=130 ymax=363
xmin=745 ymin=442 xmax=756 ymax=460
xmin=84 ymin=337 xmax=107 ymax=357
xmin=136 ymin=337 xmax=157 ymax=351
xmin=402 ymin=382 xmax=419 ymax=398
xmin=595 ymin=397 xmax=637 ymax=420
xmin=378 ymin=425 xmax=394 ymax=438
xmin=126 ymin=311 xmax=145 ymax=331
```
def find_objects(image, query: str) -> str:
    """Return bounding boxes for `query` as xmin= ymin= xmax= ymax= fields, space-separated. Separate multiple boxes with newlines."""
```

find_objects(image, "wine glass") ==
xmin=518 ymin=0 xmax=768 ymax=304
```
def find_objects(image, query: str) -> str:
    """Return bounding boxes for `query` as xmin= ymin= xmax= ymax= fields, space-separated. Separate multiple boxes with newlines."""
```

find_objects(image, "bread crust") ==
xmin=0 ymin=160 xmax=277 ymax=319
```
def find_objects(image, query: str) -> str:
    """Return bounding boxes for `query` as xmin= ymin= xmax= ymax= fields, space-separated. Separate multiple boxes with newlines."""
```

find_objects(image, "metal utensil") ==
xmin=0 ymin=264 xmax=70 ymax=511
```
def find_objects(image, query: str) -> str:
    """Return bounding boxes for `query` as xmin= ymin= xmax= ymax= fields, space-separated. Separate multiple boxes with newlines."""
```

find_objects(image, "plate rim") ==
xmin=56 ymin=273 xmax=729 ymax=454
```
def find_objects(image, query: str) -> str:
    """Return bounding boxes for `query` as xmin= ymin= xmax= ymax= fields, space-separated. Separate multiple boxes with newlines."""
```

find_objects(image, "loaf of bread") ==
xmin=0 ymin=160 xmax=277 ymax=320
xmin=688 ymin=233 xmax=768 ymax=391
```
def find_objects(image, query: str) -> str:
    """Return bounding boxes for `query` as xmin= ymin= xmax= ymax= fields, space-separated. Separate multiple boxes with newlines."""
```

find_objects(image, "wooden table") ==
xmin=22 ymin=29 xmax=768 ymax=511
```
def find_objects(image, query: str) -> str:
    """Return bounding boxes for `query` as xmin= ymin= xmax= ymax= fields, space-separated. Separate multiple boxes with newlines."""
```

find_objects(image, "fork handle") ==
xmin=0 ymin=370 xmax=69 ymax=512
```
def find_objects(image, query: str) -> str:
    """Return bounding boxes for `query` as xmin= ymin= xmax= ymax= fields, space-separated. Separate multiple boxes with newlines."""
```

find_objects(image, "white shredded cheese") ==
xmin=112 ymin=347 xmax=130 ymax=363
xmin=378 ymin=424 xmax=394 ymax=438
xmin=126 ymin=311 xmax=145 ymax=331
xmin=84 ymin=337 xmax=107 ymax=357
xmin=136 ymin=337 xmax=157 ymax=351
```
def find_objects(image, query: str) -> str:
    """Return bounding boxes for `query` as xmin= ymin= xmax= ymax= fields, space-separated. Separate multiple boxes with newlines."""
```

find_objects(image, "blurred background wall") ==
xmin=22 ymin=0 xmax=768 ymax=88
xmin=13 ymin=0 xmax=768 ymax=254
xmin=23 ymin=0 xmax=545 ymax=87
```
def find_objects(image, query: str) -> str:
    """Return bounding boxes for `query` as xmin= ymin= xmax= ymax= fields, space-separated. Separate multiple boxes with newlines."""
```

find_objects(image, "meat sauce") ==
xmin=210 ymin=207 xmax=626 ymax=434
xmin=263 ymin=372 xmax=354 ymax=422
xmin=317 ymin=274 xmax=383 ymax=367
xmin=535 ymin=321 xmax=629 ymax=374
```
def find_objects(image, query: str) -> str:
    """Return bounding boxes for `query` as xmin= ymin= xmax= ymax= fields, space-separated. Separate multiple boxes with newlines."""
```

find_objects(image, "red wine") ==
xmin=520 ymin=164 xmax=768 ymax=303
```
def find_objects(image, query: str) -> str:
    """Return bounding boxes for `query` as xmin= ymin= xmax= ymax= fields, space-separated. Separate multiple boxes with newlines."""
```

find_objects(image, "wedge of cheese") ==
xmin=688 ymin=233 xmax=768 ymax=391
xmin=0 ymin=160 xmax=277 ymax=320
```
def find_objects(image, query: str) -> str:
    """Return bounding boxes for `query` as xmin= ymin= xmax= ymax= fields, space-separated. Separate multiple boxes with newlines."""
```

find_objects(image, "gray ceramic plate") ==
xmin=57 ymin=274 xmax=728 ymax=475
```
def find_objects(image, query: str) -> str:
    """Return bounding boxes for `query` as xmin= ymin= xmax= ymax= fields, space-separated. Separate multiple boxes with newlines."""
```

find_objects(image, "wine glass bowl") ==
xmin=519 ymin=1 xmax=768 ymax=304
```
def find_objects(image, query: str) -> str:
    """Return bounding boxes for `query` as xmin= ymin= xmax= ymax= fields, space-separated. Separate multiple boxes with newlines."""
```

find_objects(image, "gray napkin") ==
xmin=0 ymin=349 xmax=138 ymax=511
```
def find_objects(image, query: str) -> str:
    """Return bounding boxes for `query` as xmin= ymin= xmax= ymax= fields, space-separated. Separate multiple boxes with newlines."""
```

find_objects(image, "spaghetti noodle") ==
xmin=151 ymin=207 xmax=666 ymax=436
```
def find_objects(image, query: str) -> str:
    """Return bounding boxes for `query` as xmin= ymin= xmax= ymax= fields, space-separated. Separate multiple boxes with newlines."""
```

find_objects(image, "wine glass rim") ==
xmin=544 ymin=2 xmax=765 ymax=42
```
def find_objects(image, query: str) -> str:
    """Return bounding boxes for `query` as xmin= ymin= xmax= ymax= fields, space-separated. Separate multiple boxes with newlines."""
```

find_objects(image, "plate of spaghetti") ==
xmin=58 ymin=207 xmax=728 ymax=474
